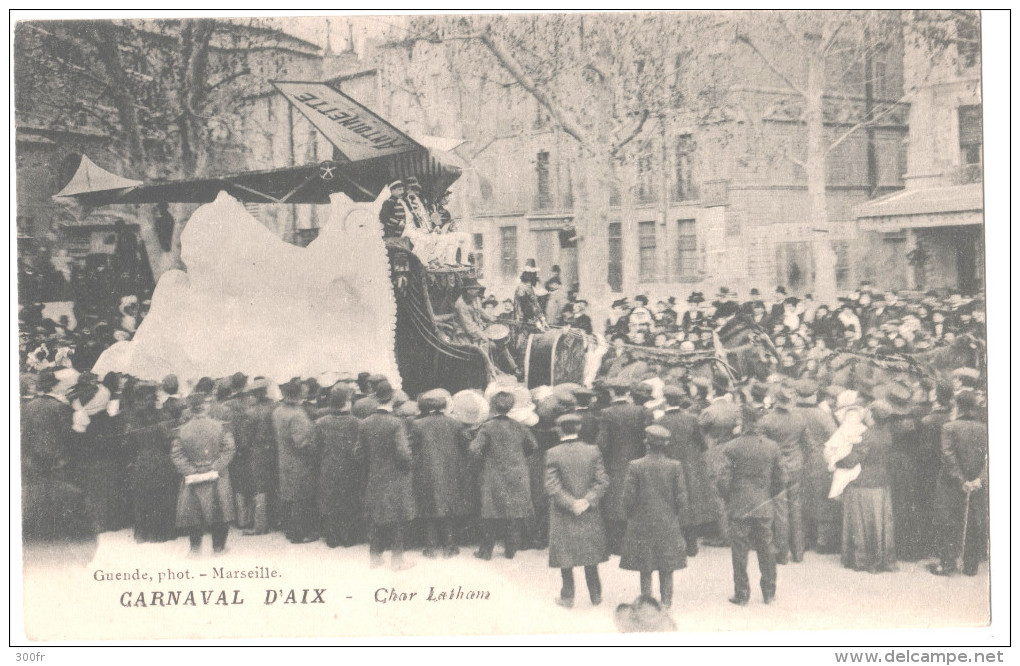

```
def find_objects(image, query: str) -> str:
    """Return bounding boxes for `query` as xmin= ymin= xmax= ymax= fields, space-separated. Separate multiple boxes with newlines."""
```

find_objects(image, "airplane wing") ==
xmin=54 ymin=83 xmax=461 ymax=208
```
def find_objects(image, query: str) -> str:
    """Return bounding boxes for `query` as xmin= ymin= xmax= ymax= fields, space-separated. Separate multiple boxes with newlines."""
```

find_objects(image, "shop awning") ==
xmin=855 ymin=182 xmax=984 ymax=230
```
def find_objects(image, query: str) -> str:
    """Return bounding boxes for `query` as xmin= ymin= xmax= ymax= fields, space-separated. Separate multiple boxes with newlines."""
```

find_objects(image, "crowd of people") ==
xmin=600 ymin=283 xmax=986 ymax=360
xmin=19 ymin=238 xmax=153 ymax=382
xmin=21 ymin=275 xmax=988 ymax=611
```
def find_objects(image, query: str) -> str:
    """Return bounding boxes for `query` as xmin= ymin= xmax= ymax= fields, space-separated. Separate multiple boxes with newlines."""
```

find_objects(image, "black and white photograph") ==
xmin=10 ymin=9 xmax=1008 ymax=649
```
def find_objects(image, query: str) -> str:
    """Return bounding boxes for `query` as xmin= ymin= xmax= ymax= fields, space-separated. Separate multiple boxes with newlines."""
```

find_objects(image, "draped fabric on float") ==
xmin=92 ymin=191 xmax=400 ymax=387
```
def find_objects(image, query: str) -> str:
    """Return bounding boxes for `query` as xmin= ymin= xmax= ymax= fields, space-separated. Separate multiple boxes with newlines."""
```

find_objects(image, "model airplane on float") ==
xmin=54 ymin=81 xmax=463 ymax=208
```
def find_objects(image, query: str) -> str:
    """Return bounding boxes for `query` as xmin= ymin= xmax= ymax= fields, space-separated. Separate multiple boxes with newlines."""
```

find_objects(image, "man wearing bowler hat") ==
xmin=545 ymin=412 xmax=610 ymax=608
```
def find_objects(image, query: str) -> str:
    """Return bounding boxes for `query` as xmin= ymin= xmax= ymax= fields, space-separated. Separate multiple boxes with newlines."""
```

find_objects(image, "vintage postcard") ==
xmin=11 ymin=10 xmax=1007 ymax=646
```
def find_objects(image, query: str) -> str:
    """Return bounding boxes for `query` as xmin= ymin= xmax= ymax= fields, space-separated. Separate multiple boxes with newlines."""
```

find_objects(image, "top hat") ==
xmin=687 ymin=291 xmax=705 ymax=304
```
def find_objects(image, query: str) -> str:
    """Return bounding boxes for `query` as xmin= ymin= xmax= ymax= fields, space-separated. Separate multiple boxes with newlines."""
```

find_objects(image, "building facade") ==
xmin=855 ymin=16 xmax=983 ymax=293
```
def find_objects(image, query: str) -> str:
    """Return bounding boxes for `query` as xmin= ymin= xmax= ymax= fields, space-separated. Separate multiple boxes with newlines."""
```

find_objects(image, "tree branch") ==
xmin=477 ymin=28 xmax=599 ymax=154
xmin=611 ymin=109 xmax=650 ymax=156
xmin=736 ymin=32 xmax=806 ymax=97
xmin=825 ymin=97 xmax=907 ymax=155
xmin=205 ymin=66 xmax=250 ymax=94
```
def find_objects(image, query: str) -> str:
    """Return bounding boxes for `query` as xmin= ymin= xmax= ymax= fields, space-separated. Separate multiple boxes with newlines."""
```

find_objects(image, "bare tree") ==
xmin=15 ymin=17 xmax=317 ymax=280
xmin=732 ymin=10 xmax=976 ymax=301
xmin=386 ymin=12 xmax=734 ymax=296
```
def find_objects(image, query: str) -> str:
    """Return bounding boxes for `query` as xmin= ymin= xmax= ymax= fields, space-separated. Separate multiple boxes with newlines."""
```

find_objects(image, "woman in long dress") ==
xmin=836 ymin=401 xmax=898 ymax=573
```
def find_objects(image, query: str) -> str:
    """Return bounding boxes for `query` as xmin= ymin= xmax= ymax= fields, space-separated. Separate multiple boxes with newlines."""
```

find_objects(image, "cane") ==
xmin=956 ymin=487 xmax=972 ymax=573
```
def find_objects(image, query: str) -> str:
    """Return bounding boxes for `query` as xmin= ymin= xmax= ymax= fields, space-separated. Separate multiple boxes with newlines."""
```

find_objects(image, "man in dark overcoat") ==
xmin=469 ymin=391 xmax=537 ymax=560
xmin=793 ymin=379 xmax=838 ymax=553
xmin=930 ymin=391 xmax=988 ymax=577
xmin=314 ymin=385 xmax=365 ymax=548
xmin=21 ymin=368 xmax=97 ymax=551
xmin=171 ymin=392 xmax=236 ymax=554
xmin=918 ymin=382 xmax=954 ymax=558
xmin=657 ymin=385 xmax=715 ymax=556
xmin=272 ymin=379 xmax=318 ymax=544
xmin=596 ymin=382 xmax=653 ymax=554
xmin=717 ymin=403 xmax=786 ymax=605
xmin=237 ymin=377 xmax=277 ymax=535
xmin=409 ymin=390 xmax=469 ymax=558
xmin=759 ymin=386 xmax=808 ymax=563
xmin=544 ymin=413 xmax=610 ymax=608
xmin=619 ymin=425 xmax=689 ymax=609
xmin=360 ymin=380 xmax=417 ymax=570
xmin=21 ymin=368 xmax=74 ymax=480
xmin=697 ymin=375 xmax=742 ymax=546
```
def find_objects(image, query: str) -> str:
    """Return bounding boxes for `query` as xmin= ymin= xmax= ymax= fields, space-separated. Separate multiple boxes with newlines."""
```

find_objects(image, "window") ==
xmin=676 ymin=219 xmax=698 ymax=279
xmin=959 ymin=105 xmax=982 ymax=164
xmin=499 ymin=226 xmax=517 ymax=278
xmin=608 ymin=222 xmax=623 ymax=293
xmin=535 ymin=151 xmax=552 ymax=210
xmin=473 ymin=233 xmax=484 ymax=277
xmin=673 ymin=134 xmax=696 ymax=201
xmin=636 ymin=153 xmax=657 ymax=204
xmin=638 ymin=221 xmax=657 ymax=282
xmin=958 ymin=105 xmax=982 ymax=182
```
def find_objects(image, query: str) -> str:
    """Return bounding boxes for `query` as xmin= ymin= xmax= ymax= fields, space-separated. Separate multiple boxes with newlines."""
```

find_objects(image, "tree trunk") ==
xmin=179 ymin=19 xmax=215 ymax=178
xmin=803 ymin=53 xmax=838 ymax=303
xmin=89 ymin=23 xmax=181 ymax=283
xmin=575 ymin=153 xmax=614 ymax=326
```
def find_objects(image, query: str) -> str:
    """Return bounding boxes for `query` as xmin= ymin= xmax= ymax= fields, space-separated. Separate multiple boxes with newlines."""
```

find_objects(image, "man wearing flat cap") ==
xmin=619 ymin=425 xmax=690 ymax=609
xmin=717 ymin=402 xmax=786 ymax=605
xmin=545 ymin=412 xmax=610 ymax=608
